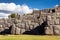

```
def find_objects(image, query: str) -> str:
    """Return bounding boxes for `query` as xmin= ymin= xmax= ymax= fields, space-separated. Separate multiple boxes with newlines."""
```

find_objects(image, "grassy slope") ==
xmin=0 ymin=35 xmax=60 ymax=40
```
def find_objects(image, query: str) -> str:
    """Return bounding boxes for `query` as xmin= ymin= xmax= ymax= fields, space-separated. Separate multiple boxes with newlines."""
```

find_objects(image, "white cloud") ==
xmin=0 ymin=3 xmax=33 ymax=13
xmin=21 ymin=5 xmax=33 ymax=14
xmin=55 ymin=4 xmax=59 ymax=7
xmin=0 ymin=12 xmax=10 ymax=18
xmin=0 ymin=3 xmax=16 ymax=11
xmin=33 ymin=8 xmax=39 ymax=10
xmin=0 ymin=3 xmax=33 ymax=18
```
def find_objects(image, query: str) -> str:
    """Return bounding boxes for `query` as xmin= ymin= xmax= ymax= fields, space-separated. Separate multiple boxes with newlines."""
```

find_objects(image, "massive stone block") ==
xmin=0 ymin=25 xmax=4 ymax=32
xmin=45 ymin=26 xmax=54 ymax=35
xmin=53 ymin=25 xmax=60 ymax=35
xmin=20 ymin=29 xmax=26 ymax=34
xmin=11 ymin=24 xmax=16 ymax=34
xmin=54 ymin=19 xmax=60 ymax=25
xmin=15 ymin=27 xmax=20 ymax=35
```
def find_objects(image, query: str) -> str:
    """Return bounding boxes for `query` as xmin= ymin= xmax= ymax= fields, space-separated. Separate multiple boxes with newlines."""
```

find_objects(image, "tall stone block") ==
xmin=11 ymin=24 xmax=16 ymax=34
xmin=15 ymin=27 xmax=20 ymax=35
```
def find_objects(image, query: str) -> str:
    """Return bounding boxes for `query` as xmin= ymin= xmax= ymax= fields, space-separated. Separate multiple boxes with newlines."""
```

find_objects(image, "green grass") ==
xmin=0 ymin=35 xmax=60 ymax=40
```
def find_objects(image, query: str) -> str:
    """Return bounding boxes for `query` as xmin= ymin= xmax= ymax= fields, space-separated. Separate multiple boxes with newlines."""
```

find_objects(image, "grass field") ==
xmin=0 ymin=35 xmax=60 ymax=40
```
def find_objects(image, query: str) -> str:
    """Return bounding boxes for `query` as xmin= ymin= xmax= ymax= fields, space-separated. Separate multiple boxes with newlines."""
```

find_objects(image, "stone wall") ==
xmin=45 ymin=12 xmax=60 ymax=35
xmin=0 ymin=6 xmax=60 ymax=35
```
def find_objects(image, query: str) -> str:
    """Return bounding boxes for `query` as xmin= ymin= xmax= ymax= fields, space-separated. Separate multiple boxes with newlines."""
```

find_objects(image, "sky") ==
xmin=0 ymin=0 xmax=60 ymax=18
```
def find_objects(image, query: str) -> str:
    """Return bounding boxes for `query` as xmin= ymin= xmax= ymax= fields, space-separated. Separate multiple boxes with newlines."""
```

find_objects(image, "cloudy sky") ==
xmin=0 ymin=0 xmax=60 ymax=18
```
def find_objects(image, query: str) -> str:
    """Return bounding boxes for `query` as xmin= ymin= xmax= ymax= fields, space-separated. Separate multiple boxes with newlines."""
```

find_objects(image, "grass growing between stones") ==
xmin=0 ymin=35 xmax=60 ymax=40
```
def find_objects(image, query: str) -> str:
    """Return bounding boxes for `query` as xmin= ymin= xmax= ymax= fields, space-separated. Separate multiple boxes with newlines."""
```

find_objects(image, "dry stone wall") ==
xmin=0 ymin=6 xmax=60 ymax=35
xmin=45 ymin=12 xmax=60 ymax=35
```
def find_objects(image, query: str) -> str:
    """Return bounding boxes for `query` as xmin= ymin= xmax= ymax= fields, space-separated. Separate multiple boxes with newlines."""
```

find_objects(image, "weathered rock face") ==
xmin=0 ymin=6 xmax=60 ymax=35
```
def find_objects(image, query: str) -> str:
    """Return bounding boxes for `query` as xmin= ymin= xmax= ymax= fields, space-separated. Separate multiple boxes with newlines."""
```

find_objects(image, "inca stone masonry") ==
xmin=0 ymin=6 xmax=60 ymax=35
